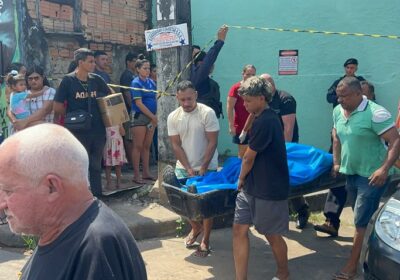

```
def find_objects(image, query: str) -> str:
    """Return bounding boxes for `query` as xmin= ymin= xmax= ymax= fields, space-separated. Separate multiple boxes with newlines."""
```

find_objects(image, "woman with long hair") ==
xmin=130 ymin=55 xmax=157 ymax=184
xmin=8 ymin=65 xmax=55 ymax=131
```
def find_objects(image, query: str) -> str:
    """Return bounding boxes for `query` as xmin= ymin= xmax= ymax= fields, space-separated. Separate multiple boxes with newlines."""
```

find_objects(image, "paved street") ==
xmin=0 ymin=207 xmax=363 ymax=280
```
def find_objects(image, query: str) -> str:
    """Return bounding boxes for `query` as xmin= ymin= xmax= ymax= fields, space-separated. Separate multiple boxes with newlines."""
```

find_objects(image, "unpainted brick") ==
xmin=42 ymin=18 xmax=54 ymax=31
xmin=101 ymin=2 xmax=110 ymax=15
xmin=64 ymin=21 xmax=74 ymax=32
xmin=49 ymin=47 xmax=59 ymax=57
xmin=60 ymin=5 xmax=73 ymax=21
xmin=59 ymin=49 xmax=70 ymax=58
xmin=53 ymin=20 xmax=65 ymax=31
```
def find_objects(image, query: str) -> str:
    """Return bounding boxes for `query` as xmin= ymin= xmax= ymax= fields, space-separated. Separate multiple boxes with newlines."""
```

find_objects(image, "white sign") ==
xmin=145 ymin=23 xmax=189 ymax=51
xmin=278 ymin=50 xmax=299 ymax=75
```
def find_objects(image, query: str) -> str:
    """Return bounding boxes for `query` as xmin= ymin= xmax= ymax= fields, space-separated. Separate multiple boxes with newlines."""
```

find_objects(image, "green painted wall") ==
xmin=191 ymin=0 xmax=400 ymax=155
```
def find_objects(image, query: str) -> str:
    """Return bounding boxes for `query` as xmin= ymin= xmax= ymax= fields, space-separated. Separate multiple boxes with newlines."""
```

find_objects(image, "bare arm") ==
xmin=13 ymin=100 xmax=53 ymax=130
xmin=369 ymin=127 xmax=400 ymax=186
xmin=281 ymin=113 xmax=296 ymax=142
xmin=6 ymin=105 xmax=16 ymax=124
xmin=332 ymin=128 xmax=341 ymax=177
xmin=227 ymin=96 xmax=237 ymax=135
xmin=169 ymin=135 xmax=195 ymax=176
xmin=242 ymin=113 xmax=255 ymax=133
xmin=53 ymin=101 xmax=66 ymax=124
xmin=199 ymin=131 xmax=218 ymax=175
xmin=238 ymin=147 xmax=257 ymax=190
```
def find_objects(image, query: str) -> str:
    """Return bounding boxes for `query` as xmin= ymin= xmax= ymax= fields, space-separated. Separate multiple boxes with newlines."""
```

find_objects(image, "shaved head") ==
xmin=0 ymin=124 xmax=89 ymax=186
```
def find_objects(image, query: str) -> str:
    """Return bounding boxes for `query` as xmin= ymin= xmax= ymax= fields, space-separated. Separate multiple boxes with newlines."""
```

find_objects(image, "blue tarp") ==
xmin=182 ymin=143 xmax=333 ymax=194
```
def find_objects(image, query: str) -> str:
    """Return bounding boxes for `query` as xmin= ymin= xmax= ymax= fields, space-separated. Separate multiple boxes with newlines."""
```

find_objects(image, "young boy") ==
xmin=233 ymin=76 xmax=290 ymax=280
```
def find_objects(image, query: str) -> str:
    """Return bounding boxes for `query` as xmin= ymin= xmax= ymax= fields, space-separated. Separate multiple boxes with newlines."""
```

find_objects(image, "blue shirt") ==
xmin=94 ymin=69 xmax=111 ymax=84
xmin=10 ymin=91 xmax=30 ymax=119
xmin=130 ymin=77 xmax=157 ymax=114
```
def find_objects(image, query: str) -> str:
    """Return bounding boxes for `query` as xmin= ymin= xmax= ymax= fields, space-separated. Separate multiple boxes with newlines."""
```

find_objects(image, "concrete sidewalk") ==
xmin=0 ymin=207 xmax=362 ymax=280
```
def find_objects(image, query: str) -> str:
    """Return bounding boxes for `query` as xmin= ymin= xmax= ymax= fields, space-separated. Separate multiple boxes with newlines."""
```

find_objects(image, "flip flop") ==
xmin=132 ymin=178 xmax=145 ymax=185
xmin=193 ymin=246 xmax=211 ymax=257
xmin=142 ymin=176 xmax=157 ymax=182
xmin=185 ymin=230 xmax=202 ymax=248
xmin=0 ymin=213 xmax=8 ymax=226
xmin=332 ymin=271 xmax=357 ymax=280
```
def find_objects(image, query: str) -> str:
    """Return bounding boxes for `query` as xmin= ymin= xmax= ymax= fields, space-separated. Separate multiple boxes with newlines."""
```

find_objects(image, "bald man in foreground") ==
xmin=0 ymin=124 xmax=147 ymax=280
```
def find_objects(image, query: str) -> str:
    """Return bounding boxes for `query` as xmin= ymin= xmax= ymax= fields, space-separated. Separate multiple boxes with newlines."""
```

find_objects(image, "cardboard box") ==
xmin=97 ymin=93 xmax=129 ymax=127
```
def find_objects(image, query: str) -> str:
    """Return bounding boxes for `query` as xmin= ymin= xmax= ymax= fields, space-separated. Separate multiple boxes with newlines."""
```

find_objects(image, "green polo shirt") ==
xmin=333 ymin=96 xmax=395 ymax=177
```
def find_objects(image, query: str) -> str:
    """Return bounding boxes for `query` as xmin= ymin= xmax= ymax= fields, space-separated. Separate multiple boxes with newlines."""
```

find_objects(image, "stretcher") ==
xmin=162 ymin=165 xmax=400 ymax=220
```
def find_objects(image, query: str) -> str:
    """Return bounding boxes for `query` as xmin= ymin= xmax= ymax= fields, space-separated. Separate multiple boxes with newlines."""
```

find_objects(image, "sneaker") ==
xmin=314 ymin=222 xmax=338 ymax=237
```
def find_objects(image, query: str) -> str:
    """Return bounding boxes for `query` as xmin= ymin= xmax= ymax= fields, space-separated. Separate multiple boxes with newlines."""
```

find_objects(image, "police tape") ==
xmin=226 ymin=25 xmax=400 ymax=40
xmin=107 ymin=83 xmax=175 ymax=98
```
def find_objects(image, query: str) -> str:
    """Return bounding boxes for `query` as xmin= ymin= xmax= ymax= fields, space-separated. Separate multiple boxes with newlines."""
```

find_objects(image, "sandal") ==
xmin=185 ymin=230 xmax=202 ymax=248
xmin=132 ymin=178 xmax=145 ymax=185
xmin=142 ymin=176 xmax=157 ymax=182
xmin=332 ymin=271 xmax=357 ymax=280
xmin=193 ymin=245 xmax=211 ymax=257
xmin=0 ymin=217 xmax=7 ymax=225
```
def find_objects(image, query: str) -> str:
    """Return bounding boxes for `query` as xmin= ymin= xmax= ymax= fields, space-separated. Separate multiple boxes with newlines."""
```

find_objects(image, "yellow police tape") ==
xmin=5 ymin=25 xmax=398 ymax=98
xmin=107 ymin=83 xmax=174 ymax=98
xmin=226 ymin=25 xmax=400 ymax=40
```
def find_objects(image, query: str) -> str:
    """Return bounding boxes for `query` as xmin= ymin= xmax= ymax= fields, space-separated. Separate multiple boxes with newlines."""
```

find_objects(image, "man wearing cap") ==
xmin=326 ymin=58 xmax=365 ymax=108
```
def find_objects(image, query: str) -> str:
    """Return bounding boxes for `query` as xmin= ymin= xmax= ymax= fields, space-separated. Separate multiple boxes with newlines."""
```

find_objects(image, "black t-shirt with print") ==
xmin=244 ymin=108 xmax=290 ymax=200
xmin=55 ymin=73 xmax=110 ymax=133
xmin=269 ymin=89 xmax=299 ymax=143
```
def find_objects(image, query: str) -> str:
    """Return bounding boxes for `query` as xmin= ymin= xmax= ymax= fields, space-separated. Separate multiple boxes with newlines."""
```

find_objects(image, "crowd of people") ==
xmin=1 ymin=24 xmax=400 ymax=280
xmin=166 ymin=26 xmax=400 ymax=280
xmin=1 ymin=49 xmax=159 ymax=195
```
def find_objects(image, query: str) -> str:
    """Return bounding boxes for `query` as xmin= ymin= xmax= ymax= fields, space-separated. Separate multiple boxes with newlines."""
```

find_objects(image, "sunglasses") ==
xmin=28 ymin=76 xmax=41 ymax=81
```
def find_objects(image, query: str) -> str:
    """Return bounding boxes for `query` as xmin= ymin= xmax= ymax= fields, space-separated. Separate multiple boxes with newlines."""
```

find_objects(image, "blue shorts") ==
xmin=345 ymin=174 xmax=388 ymax=228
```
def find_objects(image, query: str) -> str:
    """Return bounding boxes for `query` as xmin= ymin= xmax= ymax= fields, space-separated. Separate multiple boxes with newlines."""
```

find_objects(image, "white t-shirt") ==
xmin=167 ymin=103 xmax=219 ymax=171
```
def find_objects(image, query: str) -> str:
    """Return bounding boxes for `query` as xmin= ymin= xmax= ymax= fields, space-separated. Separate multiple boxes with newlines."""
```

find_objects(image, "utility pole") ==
xmin=155 ymin=0 xmax=191 ymax=203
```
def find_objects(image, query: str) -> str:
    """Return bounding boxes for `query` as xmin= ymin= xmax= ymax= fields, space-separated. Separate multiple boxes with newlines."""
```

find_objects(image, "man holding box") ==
xmin=53 ymin=48 xmax=111 ymax=197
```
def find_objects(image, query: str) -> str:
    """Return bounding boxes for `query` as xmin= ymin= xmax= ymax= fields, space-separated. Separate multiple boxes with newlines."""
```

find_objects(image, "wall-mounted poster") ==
xmin=279 ymin=50 xmax=298 ymax=75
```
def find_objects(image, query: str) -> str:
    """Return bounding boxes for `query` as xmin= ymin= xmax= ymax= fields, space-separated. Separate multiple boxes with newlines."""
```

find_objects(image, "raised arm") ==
xmin=191 ymin=26 xmax=228 ymax=87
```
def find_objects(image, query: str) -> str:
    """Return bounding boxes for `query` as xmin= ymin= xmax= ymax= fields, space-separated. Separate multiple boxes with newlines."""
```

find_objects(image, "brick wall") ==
xmin=23 ymin=0 xmax=149 ymax=83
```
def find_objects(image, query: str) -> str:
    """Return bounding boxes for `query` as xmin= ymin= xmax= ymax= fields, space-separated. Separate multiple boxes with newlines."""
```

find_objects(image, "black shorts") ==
xmin=232 ymin=134 xmax=249 ymax=145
